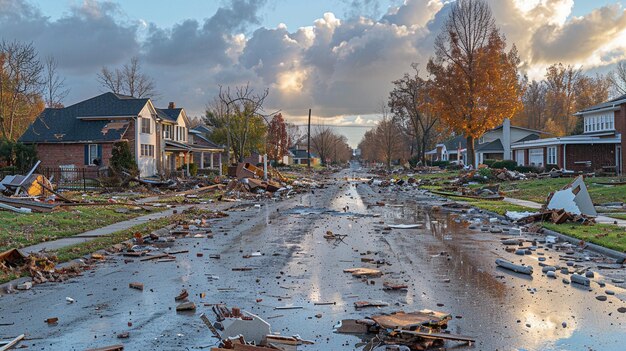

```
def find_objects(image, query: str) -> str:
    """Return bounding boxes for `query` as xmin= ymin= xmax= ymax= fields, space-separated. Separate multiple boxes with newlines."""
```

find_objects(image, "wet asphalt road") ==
xmin=0 ymin=166 xmax=625 ymax=350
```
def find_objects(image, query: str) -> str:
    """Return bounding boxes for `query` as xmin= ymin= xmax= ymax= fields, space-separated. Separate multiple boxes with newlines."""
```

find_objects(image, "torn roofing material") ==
xmin=547 ymin=175 xmax=597 ymax=216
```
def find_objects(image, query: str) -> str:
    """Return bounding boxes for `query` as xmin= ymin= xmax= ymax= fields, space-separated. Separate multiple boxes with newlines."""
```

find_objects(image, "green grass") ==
xmin=543 ymin=222 xmax=626 ymax=252
xmin=606 ymin=213 xmax=626 ymax=220
xmin=0 ymin=205 xmax=156 ymax=252
xmin=499 ymin=176 xmax=626 ymax=204
xmin=447 ymin=196 xmax=535 ymax=215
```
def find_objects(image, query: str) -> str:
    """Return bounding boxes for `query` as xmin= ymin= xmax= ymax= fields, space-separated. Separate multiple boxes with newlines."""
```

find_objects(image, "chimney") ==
xmin=502 ymin=118 xmax=511 ymax=160
xmin=168 ymin=102 xmax=175 ymax=109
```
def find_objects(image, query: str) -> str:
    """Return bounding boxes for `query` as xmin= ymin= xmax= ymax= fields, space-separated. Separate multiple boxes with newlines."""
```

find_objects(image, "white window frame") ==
xmin=547 ymin=146 xmax=557 ymax=165
xmin=141 ymin=117 xmax=151 ymax=134
xmin=88 ymin=144 xmax=99 ymax=166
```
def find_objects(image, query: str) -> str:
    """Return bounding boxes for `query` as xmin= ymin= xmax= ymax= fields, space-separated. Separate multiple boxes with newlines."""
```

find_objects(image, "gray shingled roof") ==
xmin=194 ymin=134 xmax=223 ymax=149
xmin=476 ymin=138 xmax=504 ymax=152
xmin=442 ymin=135 xmax=467 ymax=150
xmin=156 ymin=108 xmax=182 ymax=122
xmin=19 ymin=92 xmax=149 ymax=143
xmin=514 ymin=134 xmax=540 ymax=143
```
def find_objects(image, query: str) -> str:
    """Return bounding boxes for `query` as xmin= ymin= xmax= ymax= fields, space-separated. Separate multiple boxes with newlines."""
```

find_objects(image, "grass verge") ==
xmin=499 ymin=176 xmax=626 ymax=204
xmin=0 ymin=205 xmax=156 ymax=252
xmin=543 ymin=222 xmax=626 ymax=253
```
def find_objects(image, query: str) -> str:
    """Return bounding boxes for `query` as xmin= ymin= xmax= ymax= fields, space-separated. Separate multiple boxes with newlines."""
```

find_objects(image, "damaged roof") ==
xmin=19 ymin=92 xmax=147 ymax=143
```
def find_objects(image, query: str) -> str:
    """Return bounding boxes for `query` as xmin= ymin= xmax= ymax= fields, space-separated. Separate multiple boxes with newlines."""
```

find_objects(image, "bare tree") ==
xmin=310 ymin=125 xmax=351 ymax=166
xmin=389 ymin=64 xmax=439 ymax=163
xmin=97 ymin=57 xmax=157 ymax=98
xmin=608 ymin=61 xmax=626 ymax=96
xmin=43 ymin=56 xmax=69 ymax=108
xmin=286 ymin=122 xmax=304 ymax=148
xmin=375 ymin=104 xmax=403 ymax=170
xmin=216 ymin=84 xmax=269 ymax=163
xmin=0 ymin=40 xmax=45 ymax=140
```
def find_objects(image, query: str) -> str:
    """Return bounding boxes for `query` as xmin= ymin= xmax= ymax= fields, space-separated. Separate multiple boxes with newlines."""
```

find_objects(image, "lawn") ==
xmin=447 ymin=196 xmax=535 ymax=215
xmin=0 ymin=205 xmax=156 ymax=252
xmin=543 ymin=222 xmax=626 ymax=253
xmin=499 ymin=176 xmax=626 ymax=204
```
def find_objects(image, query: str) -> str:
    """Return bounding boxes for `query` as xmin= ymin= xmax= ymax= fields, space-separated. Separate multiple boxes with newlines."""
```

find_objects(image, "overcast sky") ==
xmin=2 ymin=0 xmax=626 ymax=146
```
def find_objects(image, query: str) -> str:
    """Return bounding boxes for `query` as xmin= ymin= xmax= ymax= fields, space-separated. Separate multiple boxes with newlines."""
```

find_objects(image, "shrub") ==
xmin=483 ymin=159 xmax=497 ymax=167
xmin=110 ymin=141 xmax=138 ymax=176
xmin=430 ymin=160 xmax=450 ymax=168
xmin=491 ymin=160 xmax=517 ymax=170
xmin=178 ymin=163 xmax=199 ymax=176
xmin=0 ymin=138 xmax=38 ymax=172
xmin=515 ymin=166 xmax=540 ymax=173
xmin=478 ymin=167 xmax=493 ymax=178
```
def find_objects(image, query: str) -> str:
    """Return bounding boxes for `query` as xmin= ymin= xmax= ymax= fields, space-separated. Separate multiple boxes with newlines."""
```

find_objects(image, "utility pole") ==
xmin=307 ymin=108 xmax=311 ymax=170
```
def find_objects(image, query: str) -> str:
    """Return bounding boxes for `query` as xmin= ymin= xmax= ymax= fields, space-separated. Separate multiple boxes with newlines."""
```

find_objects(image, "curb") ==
xmin=541 ymin=228 xmax=626 ymax=262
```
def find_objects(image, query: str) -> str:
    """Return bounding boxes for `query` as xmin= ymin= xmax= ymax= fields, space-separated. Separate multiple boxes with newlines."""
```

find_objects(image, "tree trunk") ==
xmin=466 ymin=136 xmax=475 ymax=168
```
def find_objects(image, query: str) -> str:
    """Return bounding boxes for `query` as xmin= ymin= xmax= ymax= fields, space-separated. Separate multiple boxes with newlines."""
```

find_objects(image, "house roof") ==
xmin=512 ymin=134 xmax=621 ymax=148
xmin=514 ymin=134 xmax=540 ymax=143
xmin=576 ymin=94 xmax=626 ymax=115
xmin=20 ymin=92 xmax=148 ymax=143
xmin=442 ymin=135 xmax=467 ymax=150
xmin=290 ymin=149 xmax=317 ymax=159
xmin=476 ymin=138 xmax=504 ymax=152
xmin=192 ymin=125 xmax=212 ymax=134
xmin=193 ymin=134 xmax=223 ymax=150
xmin=156 ymin=108 xmax=183 ymax=122
xmin=486 ymin=124 xmax=548 ymax=135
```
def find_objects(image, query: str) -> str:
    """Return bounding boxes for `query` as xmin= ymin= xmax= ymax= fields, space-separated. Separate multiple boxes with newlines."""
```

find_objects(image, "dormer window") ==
xmin=584 ymin=113 xmax=614 ymax=133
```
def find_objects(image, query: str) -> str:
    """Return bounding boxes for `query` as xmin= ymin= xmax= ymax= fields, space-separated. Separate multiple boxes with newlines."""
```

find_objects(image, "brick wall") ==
xmin=565 ymin=143 xmax=616 ymax=171
xmin=35 ymin=143 xmax=114 ymax=169
xmin=617 ymin=106 xmax=626 ymax=173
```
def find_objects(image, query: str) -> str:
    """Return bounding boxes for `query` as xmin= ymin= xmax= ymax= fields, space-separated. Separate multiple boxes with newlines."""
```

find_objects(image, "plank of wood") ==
xmin=0 ymin=334 xmax=25 ymax=351
xmin=84 ymin=345 xmax=124 ymax=351
xmin=395 ymin=329 xmax=475 ymax=343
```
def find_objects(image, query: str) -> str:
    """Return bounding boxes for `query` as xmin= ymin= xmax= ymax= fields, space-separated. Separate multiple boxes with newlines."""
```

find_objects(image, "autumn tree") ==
xmin=266 ymin=113 xmax=289 ymax=164
xmin=97 ymin=57 xmax=157 ymax=98
xmin=517 ymin=78 xmax=547 ymax=130
xmin=427 ymin=0 xmax=522 ymax=167
xmin=389 ymin=64 xmax=440 ymax=163
xmin=0 ymin=40 xmax=45 ymax=141
xmin=43 ymin=56 xmax=69 ymax=108
xmin=543 ymin=63 xmax=581 ymax=135
xmin=358 ymin=129 xmax=377 ymax=165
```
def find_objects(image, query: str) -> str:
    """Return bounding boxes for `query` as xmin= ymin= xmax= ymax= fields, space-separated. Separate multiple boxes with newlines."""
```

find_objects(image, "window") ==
xmin=164 ymin=125 xmax=171 ymax=139
xmin=141 ymin=118 xmax=151 ymax=134
xmin=140 ymin=144 xmax=154 ymax=157
xmin=87 ymin=144 xmax=100 ymax=166
xmin=547 ymin=146 xmax=557 ymax=165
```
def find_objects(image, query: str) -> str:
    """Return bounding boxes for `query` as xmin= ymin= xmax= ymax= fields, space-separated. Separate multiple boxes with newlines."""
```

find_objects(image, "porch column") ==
xmin=200 ymin=151 xmax=205 ymax=169
xmin=210 ymin=153 xmax=214 ymax=169
xmin=186 ymin=151 xmax=191 ymax=177
xmin=218 ymin=153 xmax=222 ymax=176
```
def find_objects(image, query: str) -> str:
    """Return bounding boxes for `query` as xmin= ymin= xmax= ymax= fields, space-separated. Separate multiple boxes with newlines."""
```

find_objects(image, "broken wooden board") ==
xmin=371 ymin=310 xmax=452 ymax=329
xmin=0 ymin=334 xmax=25 ymax=351
xmin=343 ymin=268 xmax=382 ymax=277
xmin=84 ymin=345 xmax=124 ymax=351
xmin=394 ymin=329 xmax=475 ymax=343
xmin=354 ymin=300 xmax=389 ymax=309
xmin=335 ymin=319 xmax=369 ymax=334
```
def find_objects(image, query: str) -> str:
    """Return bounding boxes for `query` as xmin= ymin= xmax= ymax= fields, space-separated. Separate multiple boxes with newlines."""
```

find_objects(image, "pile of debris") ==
xmin=0 ymin=248 xmax=86 ymax=288
xmin=430 ymin=184 xmax=504 ymax=201
xmin=203 ymin=305 xmax=314 ymax=351
xmin=516 ymin=176 xmax=597 ymax=225
xmin=336 ymin=310 xmax=475 ymax=350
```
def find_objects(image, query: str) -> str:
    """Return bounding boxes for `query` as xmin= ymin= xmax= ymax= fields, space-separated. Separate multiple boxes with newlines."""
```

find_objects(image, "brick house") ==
xmin=511 ymin=94 xmax=626 ymax=174
xmin=19 ymin=93 xmax=223 ymax=177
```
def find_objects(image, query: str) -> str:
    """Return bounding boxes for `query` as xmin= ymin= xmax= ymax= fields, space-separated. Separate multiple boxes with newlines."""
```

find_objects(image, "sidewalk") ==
xmin=21 ymin=205 xmax=192 ymax=254
xmin=503 ymin=197 xmax=626 ymax=227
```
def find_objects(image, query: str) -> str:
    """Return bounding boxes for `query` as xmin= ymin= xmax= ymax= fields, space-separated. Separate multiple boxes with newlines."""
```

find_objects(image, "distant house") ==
xmin=512 ymin=94 xmax=626 ymax=174
xmin=427 ymin=118 xmax=547 ymax=167
xmin=290 ymin=148 xmax=319 ymax=165
xmin=19 ymin=93 xmax=223 ymax=177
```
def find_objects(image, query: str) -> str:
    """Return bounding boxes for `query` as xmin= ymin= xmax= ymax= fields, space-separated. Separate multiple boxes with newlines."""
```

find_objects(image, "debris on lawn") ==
xmin=546 ymin=176 xmax=597 ymax=216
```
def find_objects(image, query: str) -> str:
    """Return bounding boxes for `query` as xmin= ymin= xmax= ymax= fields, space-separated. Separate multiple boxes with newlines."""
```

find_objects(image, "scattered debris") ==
xmin=495 ymin=259 xmax=533 ymax=275
xmin=129 ymin=282 xmax=144 ymax=291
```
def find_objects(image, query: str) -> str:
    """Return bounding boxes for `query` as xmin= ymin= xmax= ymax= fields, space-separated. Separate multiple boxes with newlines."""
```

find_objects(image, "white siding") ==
xmin=136 ymin=104 xmax=157 ymax=177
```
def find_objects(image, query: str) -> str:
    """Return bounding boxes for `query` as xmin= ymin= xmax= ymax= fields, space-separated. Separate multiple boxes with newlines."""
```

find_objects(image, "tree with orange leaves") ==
xmin=427 ymin=0 xmax=522 ymax=167
xmin=266 ymin=113 xmax=289 ymax=164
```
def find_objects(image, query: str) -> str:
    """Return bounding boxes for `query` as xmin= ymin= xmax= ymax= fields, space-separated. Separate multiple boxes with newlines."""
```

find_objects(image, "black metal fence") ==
xmin=39 ymin=167 xmax=109 ymax=191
